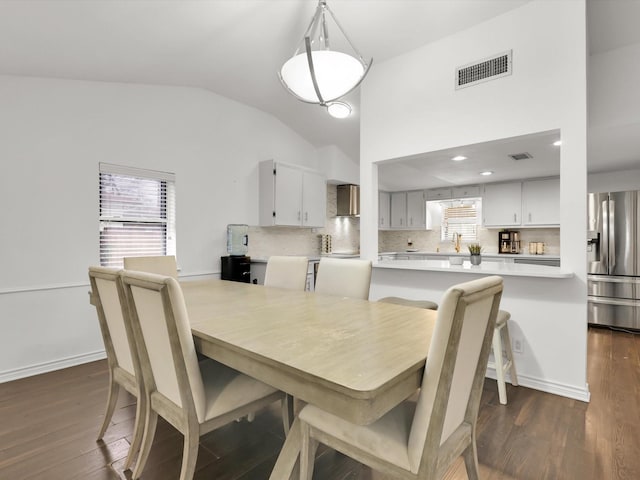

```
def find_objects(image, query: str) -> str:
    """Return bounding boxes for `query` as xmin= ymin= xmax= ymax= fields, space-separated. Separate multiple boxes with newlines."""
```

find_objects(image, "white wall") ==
xmin=360 ymin=0 xmax=589 ymax=400
xmin=317 ymin=145 xmax=359 ymax=185
xmin=588 ymin=168 xmax=640 ymax=193
xmin=0 ymin=75 xmax=318 ymax=381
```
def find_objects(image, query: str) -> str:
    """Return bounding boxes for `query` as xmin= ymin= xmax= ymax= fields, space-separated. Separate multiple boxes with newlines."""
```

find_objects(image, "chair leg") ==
xmin=501 ymin=322 xmax=519 ymax=386
xmin=462 ymin=431 xmax=480 ymax=480
xmin=300 ymin=422 xmax=319 ymax=480
xmin=179 ymin=427 xmax=200 ymax=480
xmin=492 ymin=327 xmax=508 ymax=405
xmin=132 ymin=409 xmax=158 ymax=480
xmin=124 ymin=393 xmax=146 ymax=470
xmin=97 ymin=375 xmax=120 ymax=440
xmin=282 ymin=394 xmax=294 ymax=436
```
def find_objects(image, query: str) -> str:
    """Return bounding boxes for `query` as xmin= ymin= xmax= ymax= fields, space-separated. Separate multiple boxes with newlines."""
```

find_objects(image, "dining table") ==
xmin=180 ymin=279 xmax=437 ymax=479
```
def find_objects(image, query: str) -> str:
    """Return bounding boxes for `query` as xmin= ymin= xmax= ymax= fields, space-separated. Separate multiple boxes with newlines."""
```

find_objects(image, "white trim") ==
xmin=99 ymin=162 xmax=175 ymax=182
xmin=0 ymin=350 xmax=107 ymax=384
xmin=0 ymin=282 xmax=90 ymax=295
xmin=485 ymin=365 xmax=590 ymax=402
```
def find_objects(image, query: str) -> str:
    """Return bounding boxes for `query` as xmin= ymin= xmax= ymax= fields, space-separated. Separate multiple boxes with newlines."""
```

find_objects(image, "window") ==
xmin=99 ymin=163 xmax=176 ymax=268
xmin=440 ymin=198 xmax=481 ymax=242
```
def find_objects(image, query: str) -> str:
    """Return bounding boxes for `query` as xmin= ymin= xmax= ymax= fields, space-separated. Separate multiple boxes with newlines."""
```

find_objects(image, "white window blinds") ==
xmin=99 ymin=163 xmax=176 ymax=268
xmin=441 ymin=200 xmax=480 ymax=242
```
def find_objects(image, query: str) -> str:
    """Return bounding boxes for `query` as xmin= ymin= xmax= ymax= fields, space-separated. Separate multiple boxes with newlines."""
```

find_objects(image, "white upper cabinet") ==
xmin=451 ymin=185 xmax=481 ymax=198
xmin=390 ymin=192 xmax=407 ymax=228
xmin=259 ymin=160 xmax=326 ymax=228
xmin=425 ymin=188 xmax=452 ymax=201
xmin=483 ymin=182 xmax=522 ymax=226
xmin=301 ymin=170 xmax=327 ymax=227
xmin=379 ymin=191 xmax=391 ymax=230
xmin=522 ymin=178 xmax=560 ymax=226
xmin=406 ymin=190 xmax=426 ymax=228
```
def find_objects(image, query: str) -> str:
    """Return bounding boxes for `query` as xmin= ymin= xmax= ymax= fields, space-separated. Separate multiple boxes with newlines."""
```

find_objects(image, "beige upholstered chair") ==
xmin=123 ymin=255 xmax=178 ymax=278
xmin=88 ymin=266 xmax=145 ymax=471
xmin=120 ymin=270 xmax=289 ymax=480
xmin=314 ymin=257 xmax=373 ymax=300
xmin=264 ymin=255 xmax=309 ymax=291
xmin=299 ymin=276 xmax=504 ymax=480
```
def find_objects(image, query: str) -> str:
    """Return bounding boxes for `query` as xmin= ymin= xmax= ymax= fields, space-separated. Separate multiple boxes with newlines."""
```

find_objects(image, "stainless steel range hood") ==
xmin=336 ymin=184 xmax=360 ymax=216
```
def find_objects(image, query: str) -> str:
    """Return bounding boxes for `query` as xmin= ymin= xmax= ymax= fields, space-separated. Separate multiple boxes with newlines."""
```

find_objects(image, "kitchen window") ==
xmin=439 ymin=198 xmax=481 ymax=242
xmin=99 ymin=163 xmax=176 ymax=268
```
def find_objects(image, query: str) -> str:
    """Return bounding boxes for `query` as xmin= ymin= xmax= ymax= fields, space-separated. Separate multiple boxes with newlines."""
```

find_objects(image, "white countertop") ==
xmin=375 ymin=259 xmax=573 ymax=278
xmin=379 ymin=251 xmax=560 ymax=259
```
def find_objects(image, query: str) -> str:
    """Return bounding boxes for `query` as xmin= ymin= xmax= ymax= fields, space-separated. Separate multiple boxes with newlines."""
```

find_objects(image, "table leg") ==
xmin=270 ymin=417 xmax=301 ymax=480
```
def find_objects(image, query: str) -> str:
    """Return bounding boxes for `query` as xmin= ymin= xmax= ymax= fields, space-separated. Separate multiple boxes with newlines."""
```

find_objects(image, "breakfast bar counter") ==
xmin=375 ymin=258 xmax=573 ymax=278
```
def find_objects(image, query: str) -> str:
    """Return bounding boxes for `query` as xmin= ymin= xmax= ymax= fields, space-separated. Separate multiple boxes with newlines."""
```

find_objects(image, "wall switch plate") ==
xmin=513 ymin=338 xmax=524 ymax=354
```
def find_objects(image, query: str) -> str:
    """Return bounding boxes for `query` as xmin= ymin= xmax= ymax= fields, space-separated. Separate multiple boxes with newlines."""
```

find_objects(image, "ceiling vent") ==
xmin=456 ymin=50 xmax=512 ymax=89
xmin=508 ymin=152 xmax=533 ymax=161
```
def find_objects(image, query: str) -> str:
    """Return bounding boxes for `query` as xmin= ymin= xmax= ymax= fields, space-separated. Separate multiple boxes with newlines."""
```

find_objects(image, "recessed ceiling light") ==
xmin=451 ymin=155 xmax=467 ymax=161
xmin=553 ymin=140 xmax=562 ymax=146
xmin=480 ymin=171 xmax=493 ymax=176
xmin=327 ymin=101 xmax=352 ymax=119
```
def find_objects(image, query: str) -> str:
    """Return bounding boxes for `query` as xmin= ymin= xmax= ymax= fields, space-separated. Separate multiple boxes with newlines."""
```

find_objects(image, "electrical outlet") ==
xmin=513 ymin=338 xmax=524 ymax=354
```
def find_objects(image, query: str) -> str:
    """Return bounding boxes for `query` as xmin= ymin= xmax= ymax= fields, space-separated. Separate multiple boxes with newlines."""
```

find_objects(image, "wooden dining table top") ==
xmin=181 ymin=279 xmax=437 ymax=425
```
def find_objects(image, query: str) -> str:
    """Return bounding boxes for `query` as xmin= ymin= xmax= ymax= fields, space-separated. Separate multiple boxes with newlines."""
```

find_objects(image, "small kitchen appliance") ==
xmin=498 ymin=230 xmax=521 ymax=254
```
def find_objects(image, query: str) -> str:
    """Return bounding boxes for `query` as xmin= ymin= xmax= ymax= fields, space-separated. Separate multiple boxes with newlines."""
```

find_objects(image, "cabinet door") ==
xmin=379 ymin=191 xmax=391 ymax=229
xmin=302 ymin=171 xmax=326 ymax=227
xmin=522 ymin=178 xmax=560 ymax=225
xmin=483 ymin=182 xmax=522 ymax=226
xmin=406 ymin=191 xmax=425 ymax=228
xmin=390 ymin=192 xmax=407 ymax=228
xmin=274 ymin=163 xmax=303 ymax=226
xmin=425 ymin=188 xmax=452 ymax=200
xmin=452 ymin=185 xmax=481 ymax=198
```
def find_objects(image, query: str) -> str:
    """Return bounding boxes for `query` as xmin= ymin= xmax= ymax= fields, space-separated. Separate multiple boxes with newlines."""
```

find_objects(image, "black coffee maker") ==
xmin=498 ymin=230 xmax=521 ymax=254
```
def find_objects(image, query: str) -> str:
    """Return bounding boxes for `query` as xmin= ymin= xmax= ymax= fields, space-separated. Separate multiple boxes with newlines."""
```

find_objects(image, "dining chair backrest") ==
xmin=314 ymin=258 xmax=372 ymax=300
xmin=264 ymin=256 xmax=309 ymax=291
xmin=121 ymin=270 xmax=207 ymax=423
xmin=408 ymin=275 xmax=503 ymax=475
xmin=124 ymin=255 xmax=178 ymax=278
xmin=89 ymin=266 xmax=136 ymax=376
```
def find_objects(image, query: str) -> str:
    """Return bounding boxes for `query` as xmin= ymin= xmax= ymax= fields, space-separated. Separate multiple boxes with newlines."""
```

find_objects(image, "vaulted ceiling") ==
xmin=0 ymin=0 xmax=638 ymax=177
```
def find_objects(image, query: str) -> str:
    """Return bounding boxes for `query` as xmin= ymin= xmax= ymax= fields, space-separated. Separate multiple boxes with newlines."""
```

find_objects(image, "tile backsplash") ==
xmin=379 ymin=227 xmax=560 ymax=255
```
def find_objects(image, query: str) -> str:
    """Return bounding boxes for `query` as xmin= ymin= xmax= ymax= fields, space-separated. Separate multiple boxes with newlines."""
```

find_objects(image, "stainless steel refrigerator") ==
xmin=587 ymin=191 xmax=640 ymax=329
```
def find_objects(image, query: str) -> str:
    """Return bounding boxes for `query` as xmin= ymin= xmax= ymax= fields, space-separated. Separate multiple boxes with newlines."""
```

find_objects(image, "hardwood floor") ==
xmin=1 ymin=327 xmax=638 ymax=479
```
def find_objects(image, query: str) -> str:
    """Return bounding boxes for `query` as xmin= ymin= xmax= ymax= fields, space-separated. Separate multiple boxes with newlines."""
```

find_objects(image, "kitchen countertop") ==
xmin=379 ymin=251 xmax=560 ymax=259
xmin=375 ymin=259 xmax=572 ymax=278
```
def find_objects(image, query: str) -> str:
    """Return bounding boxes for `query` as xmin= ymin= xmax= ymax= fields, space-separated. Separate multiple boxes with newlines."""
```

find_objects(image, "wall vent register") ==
xmin=455 ymin=50 xmax=512 ymax=89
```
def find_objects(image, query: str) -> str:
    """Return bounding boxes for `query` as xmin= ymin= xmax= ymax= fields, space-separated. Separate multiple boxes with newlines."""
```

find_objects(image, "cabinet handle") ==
xmin=529 ymin=212 xmax=532 ymax=222
xmin=514 ymin=213 xmax=517 ymax=222
xmin=298 ymin=211 xmax=301 ymax=221
xmin=410 ymin=217 xmax=413 ymax=225
xmin=305 ymin=212 xmax=308 ymax=222
xmin=400 ymin=218 xmax=403 ymax=226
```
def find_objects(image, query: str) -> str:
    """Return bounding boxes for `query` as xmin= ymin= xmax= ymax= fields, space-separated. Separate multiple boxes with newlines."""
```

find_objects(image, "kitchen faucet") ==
xmin=453 ymin=232 xmax=461 ymax=253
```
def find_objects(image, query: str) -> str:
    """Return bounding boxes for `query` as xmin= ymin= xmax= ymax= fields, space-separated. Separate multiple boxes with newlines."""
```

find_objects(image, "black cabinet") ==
xmin=220 ymin=255 xmax=251 ymax=283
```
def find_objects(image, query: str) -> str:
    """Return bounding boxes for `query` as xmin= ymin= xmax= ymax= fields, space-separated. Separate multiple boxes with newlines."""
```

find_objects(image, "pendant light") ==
xmin=279 ymin=0 xmax=372 ymax=116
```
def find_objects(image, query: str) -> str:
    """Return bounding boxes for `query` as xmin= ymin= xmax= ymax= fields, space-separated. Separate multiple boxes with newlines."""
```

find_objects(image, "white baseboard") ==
xmin=486 ymin=364 xmax=591 ymax=402
xmin=0 ymin=350 xmax=107 ymax=384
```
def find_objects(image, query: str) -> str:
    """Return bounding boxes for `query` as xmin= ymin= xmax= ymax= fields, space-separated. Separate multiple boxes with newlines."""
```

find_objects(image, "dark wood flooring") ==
xmin=1 ymin=327 xmax=639 ymax=479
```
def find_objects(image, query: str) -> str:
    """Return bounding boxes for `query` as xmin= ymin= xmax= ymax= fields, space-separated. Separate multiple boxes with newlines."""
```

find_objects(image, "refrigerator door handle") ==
xmin=602 ymin=199 xmax=609 ymax=272
xmin=588 ymin=296 xmax=640 ymax=308
xmin=609 ymin=199 xmax=615 ymax=272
